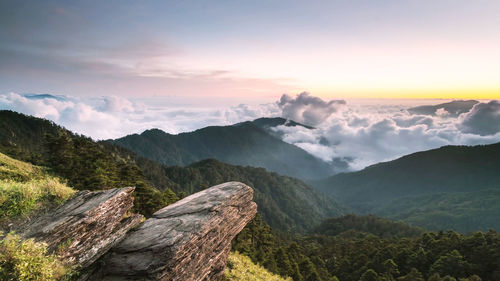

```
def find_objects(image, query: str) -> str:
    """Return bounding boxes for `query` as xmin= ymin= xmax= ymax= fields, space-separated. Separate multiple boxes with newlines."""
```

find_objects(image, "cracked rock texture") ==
xmin=22 ymin=187 xmax=143 ymax=268
xmin=87 ymin=181 xmax=257 ymax=281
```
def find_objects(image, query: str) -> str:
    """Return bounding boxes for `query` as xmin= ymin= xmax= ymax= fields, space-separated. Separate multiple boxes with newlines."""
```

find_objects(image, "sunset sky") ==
xmin=1 ymin=0 xmax=499 ymax=99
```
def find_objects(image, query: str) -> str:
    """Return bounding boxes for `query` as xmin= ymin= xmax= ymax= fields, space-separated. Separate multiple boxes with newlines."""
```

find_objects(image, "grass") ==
xmin=0 ymin=152 xmax=75 ymax=222
xmin=0 ymin=152 xmax=76 ymax=280
xmin=0 ymin=152 xmax=46 ymax=182
xmin=0 ymin=232 xmax=72 ymax=281
xmin=0 ymin=178 xmax=75 ymax=220
xmin=225 ymin=252 xmax=292 ymax=281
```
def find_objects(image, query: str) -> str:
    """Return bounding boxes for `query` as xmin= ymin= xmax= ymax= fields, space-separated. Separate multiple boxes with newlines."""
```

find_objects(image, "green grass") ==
xmin=0 ymin=152 xmax=47 ymax=182
xmin=0 ymin=232 xmax=72 ymax=281
xmin=0 ymin=178 xmax=75 ymax=220
xmin=0 ymin=152 xmax=75 ymax=222
xmin=0 ymin=153 xmax=77 ymax=280
xmin=225 ymin=252 xmax=292 ymax=281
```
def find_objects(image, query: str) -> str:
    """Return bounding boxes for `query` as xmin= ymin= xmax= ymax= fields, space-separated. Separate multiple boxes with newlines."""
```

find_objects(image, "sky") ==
xmin=1 ymin=0 xmax=500 ymax=99
xmin=1 ymin=1 xmax=500 ymax=171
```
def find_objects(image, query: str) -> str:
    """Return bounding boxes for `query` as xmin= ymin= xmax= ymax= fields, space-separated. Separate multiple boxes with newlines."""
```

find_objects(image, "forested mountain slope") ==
xmin=313 ymin=143 xmax=500 ymax=232
xmin=163 ymin=159 xmax=344 ymax=232
xmin=313 ymin=214 xmax=424 ymax=238
xmin=0 ymin=110 xmax=342 ymax=232
xmin=112 ymin=119 xmax=335 ymax=180
xmin=233 ymin=214 xmax=500 ymax=281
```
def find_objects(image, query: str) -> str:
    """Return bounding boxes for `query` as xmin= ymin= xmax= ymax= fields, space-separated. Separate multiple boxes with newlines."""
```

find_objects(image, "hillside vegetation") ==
xmin=163 ymin=159 xmax=344 ymax=232
xmin=313 ymin=214 xmax=424 ymax=238
xmin=233 ymin=214 xmax=500 ymax=281
xmin=0 ymin=152 xmax=74 ymax=281
xmin=0 ymin=152 xmax=75 ymax=223
xmin=0 ymin=110 xmax=178 ymax=217
xmin=225 ymin=252 xmax=292 ymax=281
xmin=313 ymin=143 xmax=500 ymax=232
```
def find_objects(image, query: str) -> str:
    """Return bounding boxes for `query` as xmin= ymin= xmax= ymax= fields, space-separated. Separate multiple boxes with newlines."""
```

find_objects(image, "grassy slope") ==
xmin=0 ymin=153 xmax=75 ymax=281
xmin=225 ymin=252 xmax=292 ymax=281
xmin=0 ymin=152 xmax=75 ymax=223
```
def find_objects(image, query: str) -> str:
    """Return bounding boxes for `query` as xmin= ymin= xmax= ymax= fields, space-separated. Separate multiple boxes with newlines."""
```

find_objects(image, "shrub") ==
xmin=0 ymin=232 xmax=70 ymax=281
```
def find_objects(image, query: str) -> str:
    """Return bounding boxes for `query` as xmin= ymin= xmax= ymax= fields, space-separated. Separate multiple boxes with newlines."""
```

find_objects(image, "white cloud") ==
xmin=278 ymin=92 xmax=346 ymax=126
xmin=99 ymin=95 xmax=137 ymax=113
xmin=273 ymin=93 xmax=500 ymax=170
xmin=0 ymin=92 xmax=280 ymax=140
xmin=1 ymin=92 xmax=499 ymax=172
xmin=435 ymin=108 xmax=450 ymax=117
xmin=458 ymin=100 xmax=500 ymax=136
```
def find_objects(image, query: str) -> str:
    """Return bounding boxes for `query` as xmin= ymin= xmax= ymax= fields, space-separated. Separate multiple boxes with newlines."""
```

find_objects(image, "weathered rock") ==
xmin=88 ymin=181 xmax=257 ymax=281
xmin=22 ymin=187 xmax=143 ymax=268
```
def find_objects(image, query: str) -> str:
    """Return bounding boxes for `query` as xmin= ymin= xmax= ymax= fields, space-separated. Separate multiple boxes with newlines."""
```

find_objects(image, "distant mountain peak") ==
xmin=250 ymin=117 xmax=315 ymax=129
xmin=407 ymin=100 xmax=479 ymax=117
xmin=22 ymin=93 xmax=67 ymax=101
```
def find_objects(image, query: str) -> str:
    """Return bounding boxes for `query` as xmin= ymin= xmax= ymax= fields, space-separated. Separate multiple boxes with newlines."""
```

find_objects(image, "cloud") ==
xmin=458 ymin=100 xmax=500 ymax=136
xmin=100 ymin=96 xmax=137 ymax=113
xmin=1 ymin=91 xmax=500 ymax=172
xmin=0 ymin=92 xmax=279 ymax=140
xmin=278 ymin=92 xmax=346 ymax=126
xmin=273 ymin=94 xmax=500 ymax=170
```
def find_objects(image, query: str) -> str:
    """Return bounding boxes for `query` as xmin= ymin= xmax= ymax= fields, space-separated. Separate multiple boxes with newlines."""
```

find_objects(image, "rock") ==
xmin=22 ymin=187 xmax=143 ymax=268
xmin=87 ymin=181 xmax=257 ymax=281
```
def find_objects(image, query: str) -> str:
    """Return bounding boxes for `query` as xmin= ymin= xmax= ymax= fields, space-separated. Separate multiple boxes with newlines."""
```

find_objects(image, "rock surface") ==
xmin=87 ymin=181 xmax=257 ymax=281
xmin=22 ymin=187 xmax=143 ymax=268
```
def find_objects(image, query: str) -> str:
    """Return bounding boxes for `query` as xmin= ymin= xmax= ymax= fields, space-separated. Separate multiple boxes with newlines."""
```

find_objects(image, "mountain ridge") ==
xmin=313 ymin=142 xmax=500 ymax=231
xmin=112 ymin=117 xmax=338 ymax=180
xmin=0 ymin=110 xmax=341 ymax=232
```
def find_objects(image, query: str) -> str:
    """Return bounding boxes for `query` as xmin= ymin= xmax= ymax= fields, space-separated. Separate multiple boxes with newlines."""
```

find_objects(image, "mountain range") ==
xmin=407 ymin=100 xmax=479 ymax=117
xmin=2 ymin=109 xmax=500 ymax=232
xmin=111 ymin=117 xmax=344 ymax=180
xmin=312 ymin=142 xmax=500 ymax=232
xmin=0 ymin=110 xmax=341 ymax=232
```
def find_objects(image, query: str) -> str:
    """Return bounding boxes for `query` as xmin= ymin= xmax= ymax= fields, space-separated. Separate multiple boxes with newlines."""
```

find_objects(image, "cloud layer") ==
xmin=0 ymin=92 xmax=279 ymax=140
xmin=1 ymin=92 xmax=499 ymax=171
xmin=273 ymin=94 xmax=500 ymax=170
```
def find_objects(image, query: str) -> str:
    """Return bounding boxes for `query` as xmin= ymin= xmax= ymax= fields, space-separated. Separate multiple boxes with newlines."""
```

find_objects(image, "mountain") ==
xmin=234 ymin=213 xmax=500 ymax=281
xmin=112 ymin=119 xmax=337 ymax=180
xmin=162 ymin=159 xmax=344 ymax=232
xmin=313 ymin=214 xmax=423 ymax=238
xmin=407 ymin=100 xmax=478 ymax=117
xmin=313 ymin=143 xmax=500 ymax=232
xmin=0 ymin=110 xmax=342 ymax=232
xmin=0 ymin=110 xmax=179 ymax=217
xmin=251 ymin=117 xmax=314 ymax=129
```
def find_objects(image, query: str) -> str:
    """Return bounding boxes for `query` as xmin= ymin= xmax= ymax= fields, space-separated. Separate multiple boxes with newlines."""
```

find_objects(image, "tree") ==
xmin=430 ymin=250 xmax=469 ymax=278
xmin=428 ymin=273 xmax=442 ymax=281
xmin=300 ymin=258 xmax=320 ymax=281
xmin=397 ymin=268 xmax=424 ymax=281
xmin=459 ymin=275 xmax=482 ymax=281
xmin=383 ymin=259 xmax=399 ymax=281
xmin=359 ymin=269 xmax=380 ymax=281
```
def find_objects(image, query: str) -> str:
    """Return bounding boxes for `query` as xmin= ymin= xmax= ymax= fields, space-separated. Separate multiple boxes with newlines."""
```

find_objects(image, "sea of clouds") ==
xmin=1 ymin=92 xmax=500 ymax=171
